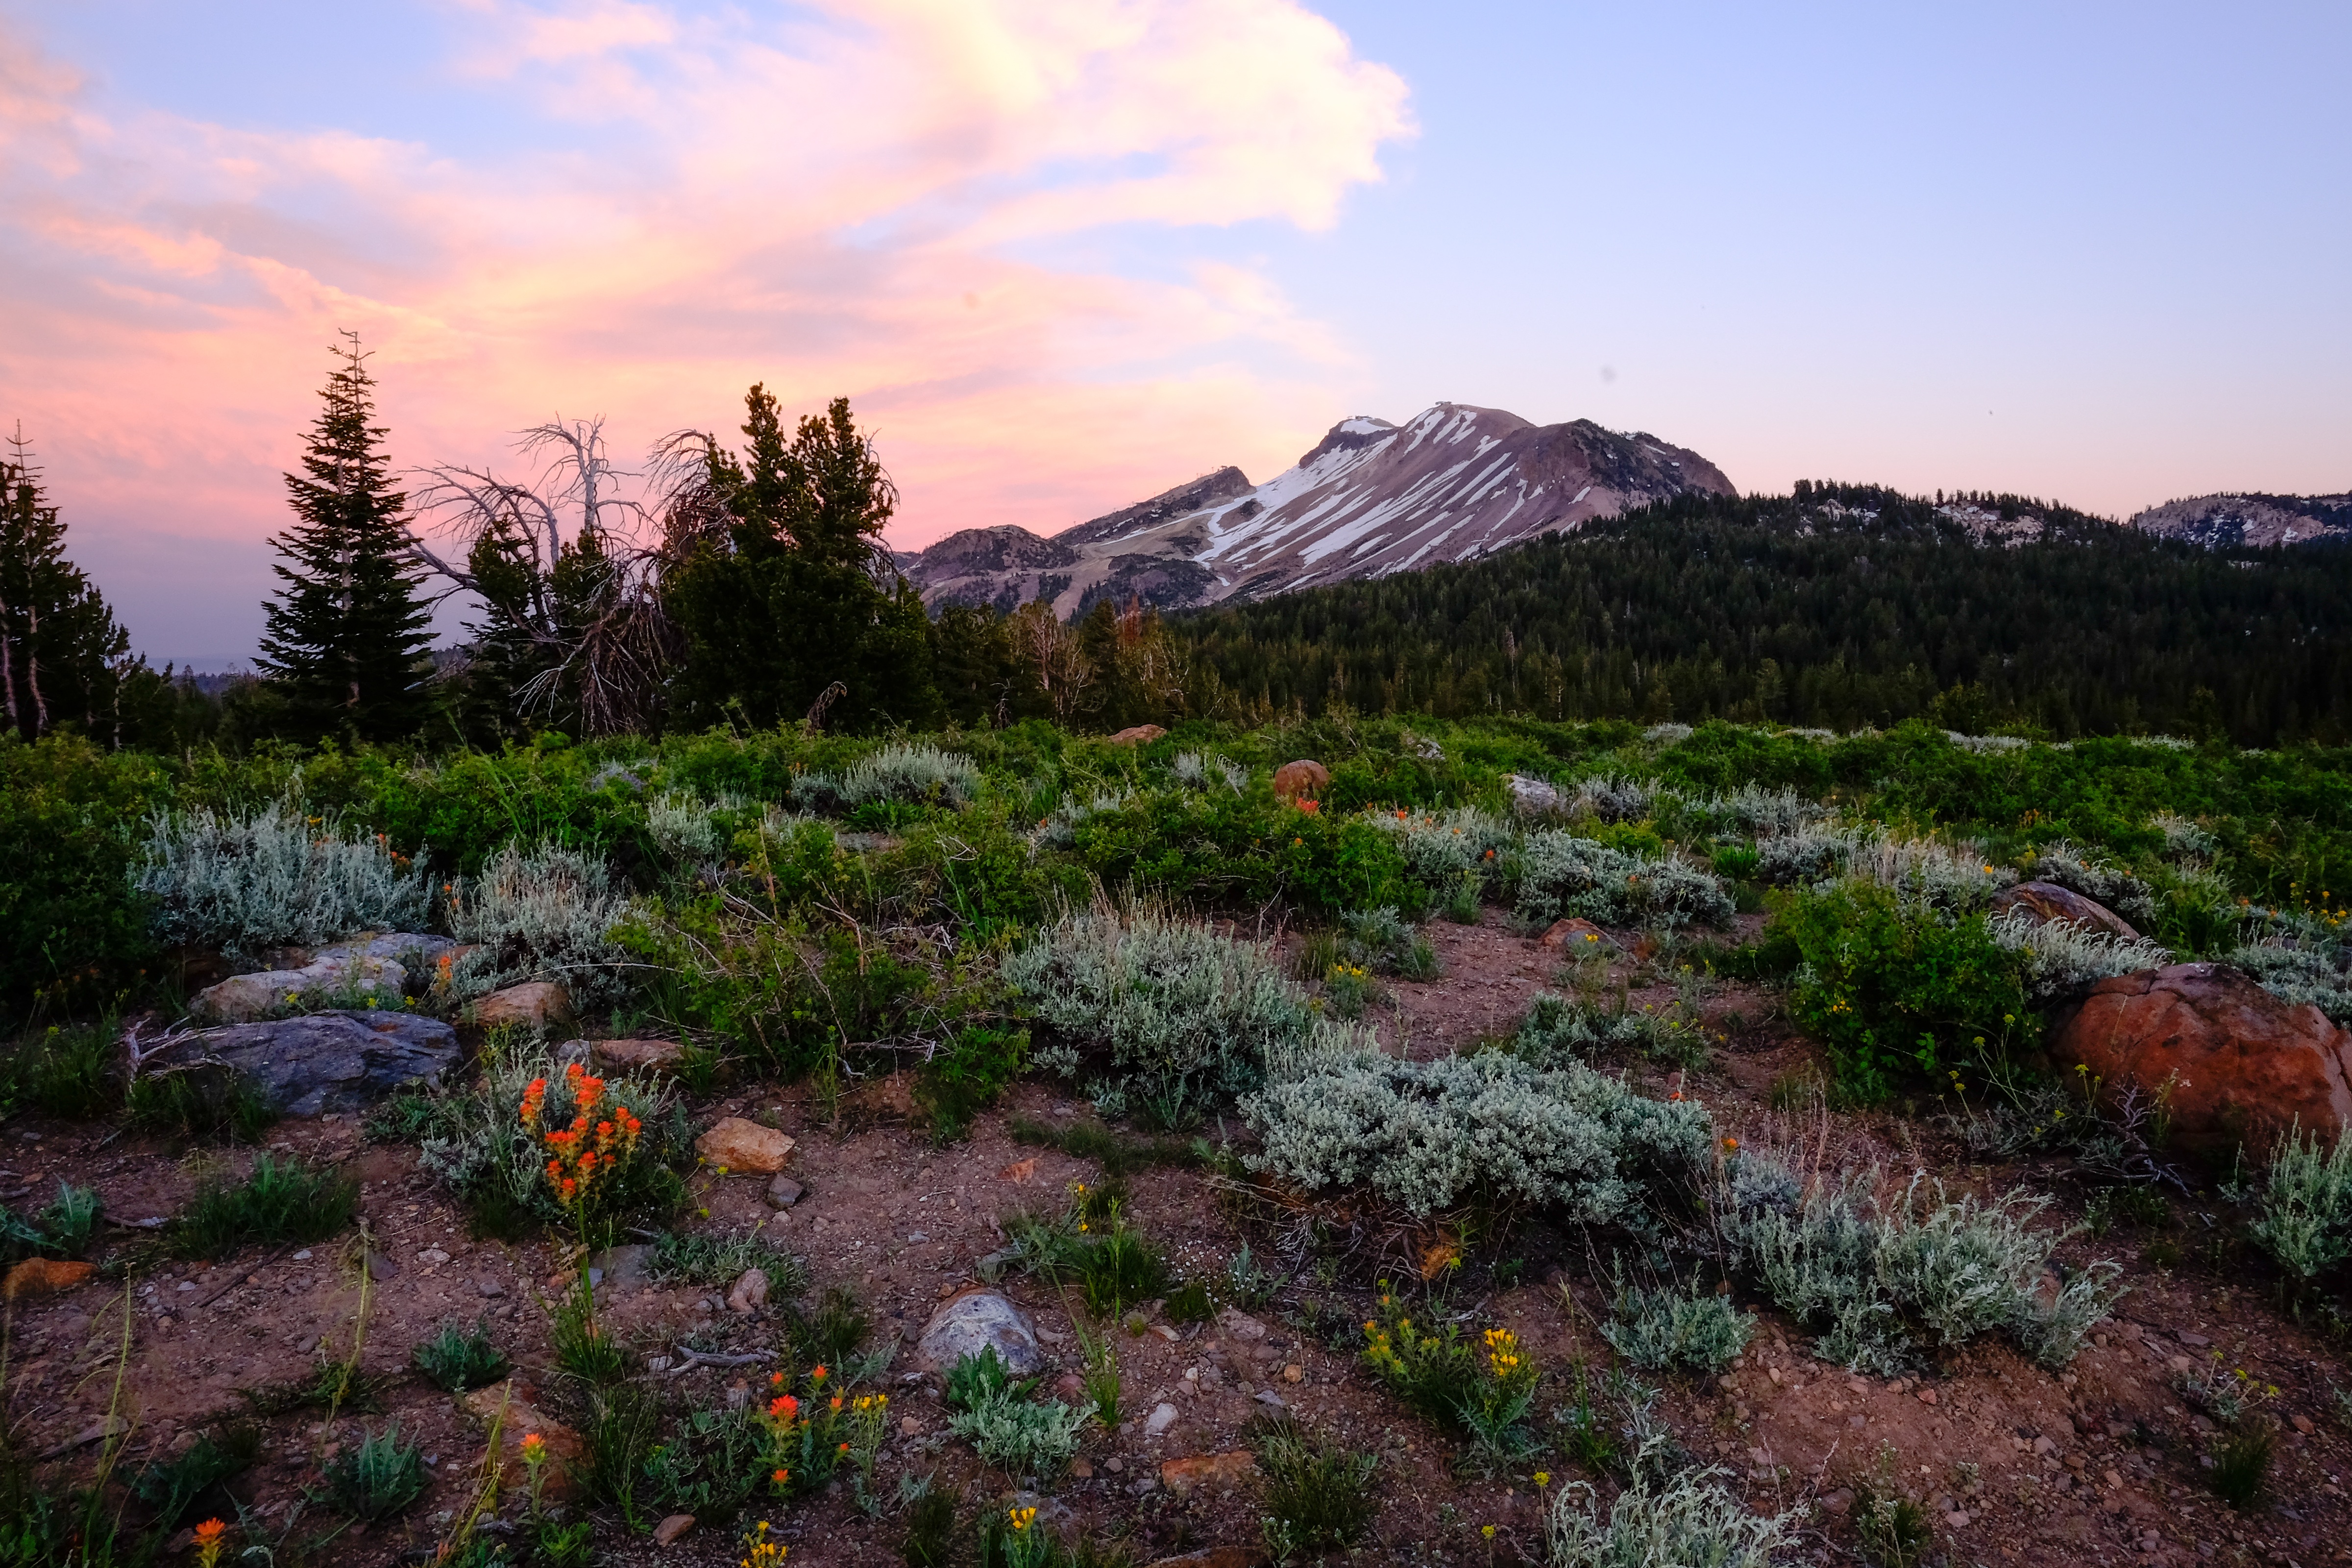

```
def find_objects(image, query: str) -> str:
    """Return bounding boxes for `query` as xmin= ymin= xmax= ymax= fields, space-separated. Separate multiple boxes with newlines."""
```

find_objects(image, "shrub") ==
xmin=2211 ymin=1424 xmax=2274 ymax=1511
xmin=946 ymin=1347 xmax=1039 ymax=1413
xmin=132 ymin=1424 xmax=259 ymax=1528
xmin=1544 ymin=1444 xmax=1799 ymax=1568
xmin=1253 ymin=1414 xmax=1377 ymax=1560
xmin=1248 ymin=1051 xmax=1713 ymax=1222
xmin=1753 ymin=823 xmax=1856 ymax=886
xmin=553 ymin=1274 xmax=629 ymax=1383
xmin=1769 ymin=879 xmax=2031 ymax=1099
xmin=1339 ymin=906 xmax=1439 ymax=980
xmin=0 ymin=1180 xmax=100 ymax=1263
xmin=1004 ymin=903 xmax=1312 ymax=1105
xmin=1986 ymin=909 xmax=2171 ymax=1004
xmin=1512 ymin=831 xmax=1733 ymax=930
xmin=2228 ymin=942 xmax=2352 ymax=1025
xmin=0 ymin=735 xmax=168 ymax=1020
xmin=639 ymin=1404 xmax=764 ymax=1524
xmin=323 ymin=1420 xmax=427 ymax=1522
xmin=1563 ymin=774 xmax=1657 ymax=823
xmin=124 ymin=1063 xmax=277 ymax=1145
xmin=2020 ymin=840 xmax=2158 ymax=928
xmin=135 ymin=802 xmax=432 ymax=959
xmin=1511 ymin=992 xmax=1705 ymax=1069
xmin=816 ymin=743 xmax=983 ymax=812
xmin=947 ymin=1390 xmax=1086 ymax=1478
xmin=172 ymin=1155 xmax=358 ymax=1259
xmin=1720 ymin=1155 xmax=2125 ymax=1372
xmin=1602 ymin=1280 xmax=1755 ymax=1374
xmin=1843 ymin=833 xmax=2013 ymax=913
xmin=914 ymin=1025 xmax=1029 ymax=1142
xmin=2248 ymin=1125 xmax=2352 ymax=1282
xmin=1698 ymin=784 xmax=1828 ymax=838
xmin=411 ymin=1320 xmax=511 ymax=1391
xmin=446 ymin=842 xmax=634 ymax=1009
xmin=1367 ymin=807 xmax=1515 ymax=895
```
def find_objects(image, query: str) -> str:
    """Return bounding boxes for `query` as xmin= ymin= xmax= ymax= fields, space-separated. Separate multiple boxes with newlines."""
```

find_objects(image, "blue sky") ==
xmin=2 ymin=0 xmax=2346 ymax=663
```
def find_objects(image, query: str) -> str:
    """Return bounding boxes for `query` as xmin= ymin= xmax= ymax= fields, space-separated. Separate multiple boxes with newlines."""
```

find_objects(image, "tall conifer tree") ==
xmin=258 ymin=333 xmax=434 ymax=740
xmin=0 ymin=425 xmax=135 ymax=741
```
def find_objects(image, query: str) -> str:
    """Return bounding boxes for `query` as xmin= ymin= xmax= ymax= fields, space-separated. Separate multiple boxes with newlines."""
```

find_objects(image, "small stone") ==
xmin=418 ymin=1248 xmax=451 ymax=1266
xmin=1151 ymin=1324 xmax=1180 ymax=1342
xmin=727 ymin=1268 xmax=770 ymax=1313
xmin=2106 ymin=1469 xmax=2124 ymax=1489
xmin=1539 ymin=917 xmax=1611 ymax=948
xmin=592 ymin=1039 xmax=684 ymax=1072
xmin=367 ymin=1251 xmax=398 ymax=1281
xmin=3 ymin=1258 xmax=98 ymax=1299
xmin=696 ymin=1118 xmax=795 ymax=1175
xmin=2033 ymin=1435 xmax=2058 ymax=1456
xmin=292 ymin=1250 xmax=313 ymax=1261
xmin=1071 ymin=1457 xmax=1094 ymax=1479
xmin=765 ymin=1175 xmax=805 ymax=1208
xmin=1214 ymin=1306 xmax=1267 ymax=1342
xmin=652 ymin=1515 xmax=695 ymax=1546
xmin=1281 ymin=1363 xmax=1304 ymax=1383
xmin=1144 ymin=1402 xmax=1179 ymax=1438
xmin=1159 ymin=1450 xmax=1259 ymax=1496
xmin=2291 ymin=1414 xmax=2315 ymax=1435
xmin=2175 ymin=1330 xmax=2211 ymax=1348
xmin=915 ymin=1291 xmax=1042 ymax=1375
xmin=476 ymin=1279 xmax=505 ymax=1298
xmin=1819 ymin=1488 xmax=1855 ymax=1516
xmin=1105 ymin=1456 xmax=1125 ymax=1473
xmin=1946 ymin=1511 xmax=1970 ymax=1528
xmin=900 ymin=1416 xmax=921 ymax=1437
xmin=472 ymin=980 xmax=573 ymax=1033
xmin=1916 ymin=1388 xmax=1937 ymax=1405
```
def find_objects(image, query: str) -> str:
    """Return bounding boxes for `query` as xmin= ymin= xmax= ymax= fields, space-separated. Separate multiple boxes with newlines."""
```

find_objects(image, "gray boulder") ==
xmin=915 ymin=1291 xmax=1043 ymax=1376
xmin=196 ymin=1010 xmax=461 ymax=1117
xmin=192 ymin=932 xmax=455 ymax=1023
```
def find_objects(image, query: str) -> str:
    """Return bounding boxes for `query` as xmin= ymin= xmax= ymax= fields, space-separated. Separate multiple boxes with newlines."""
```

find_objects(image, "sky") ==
xmin=2 ymin=1 xmax=2347 ymax=666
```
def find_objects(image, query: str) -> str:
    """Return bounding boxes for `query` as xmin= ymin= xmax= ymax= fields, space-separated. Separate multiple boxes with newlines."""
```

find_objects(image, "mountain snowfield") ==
xmin=903 ymin=402 xmax=1736 ymax=616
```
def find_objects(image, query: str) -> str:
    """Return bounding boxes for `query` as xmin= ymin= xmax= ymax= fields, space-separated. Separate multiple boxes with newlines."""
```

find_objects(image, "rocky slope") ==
xmin=2129 ymin=491 xmax=2352 ymax=549
xmin=904 ymin=403 xmax=1735 ymax=615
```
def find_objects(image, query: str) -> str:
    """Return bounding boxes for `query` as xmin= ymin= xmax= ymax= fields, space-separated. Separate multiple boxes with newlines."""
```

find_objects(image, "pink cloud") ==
xmin=0 ymin=0 xmax=1412 ymax=652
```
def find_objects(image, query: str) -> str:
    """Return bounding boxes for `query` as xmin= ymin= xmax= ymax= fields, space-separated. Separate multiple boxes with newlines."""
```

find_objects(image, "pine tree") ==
xmin=0 ymin=425 xmax=135 ymax=742
xmin=257 ymin=333 xmax=434 ymax=741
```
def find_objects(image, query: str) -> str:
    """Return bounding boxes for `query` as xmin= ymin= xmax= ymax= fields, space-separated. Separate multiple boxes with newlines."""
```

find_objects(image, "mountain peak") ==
xmin=906 ymin=403 xmax=1734 ymax=617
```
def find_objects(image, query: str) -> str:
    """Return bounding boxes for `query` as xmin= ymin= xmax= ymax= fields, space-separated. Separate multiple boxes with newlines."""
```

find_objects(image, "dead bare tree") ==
xmin=408 ymin=419 xmax=682 ymax=734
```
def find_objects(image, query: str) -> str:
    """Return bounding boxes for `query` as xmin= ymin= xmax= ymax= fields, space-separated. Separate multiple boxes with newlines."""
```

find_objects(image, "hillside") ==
xmin=1172 ymin=481 xmax=2352 ymax=744
xmin=904 ymin=402 xmax=1734 ymax=616
xmin=2130 ymin=491 xmax=2352 ymax=549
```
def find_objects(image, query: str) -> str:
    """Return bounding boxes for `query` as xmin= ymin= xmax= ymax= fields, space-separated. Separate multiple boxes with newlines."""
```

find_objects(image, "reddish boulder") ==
xmin=1540 ymin=918 xmax=1612 ymax=950
xmin=1106 ymin=724 xmax=1167 ymax=746
xmin=1991 ymin=881 xmax=2139 ymax=939
xmin=1271 ymin=760 xmax=1329 ymax=803
xmin=2050 ymin=962 xmax=2352 ymax=1158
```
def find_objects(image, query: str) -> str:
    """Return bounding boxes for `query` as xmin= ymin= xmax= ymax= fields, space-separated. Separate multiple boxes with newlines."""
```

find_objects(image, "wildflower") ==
xmin=811 ymin=1365 xmax=829 ymax=1382
xmin=1483 ymin=1525 xmax=1496 ymax=1539
xmin=1535 ymin=1470 xmax=1551 ymax=1488
xmin=739 ymin=1519 xmax=786 ymax=1567
xmin=520 ymin=1433 xmax=547 ymax=1465
xmin=771 ymin=1467 xmax=790 ymax=1486
xmin=1721 ymin=1136 xmax=1740 ymax=1152
xmin=194 ymin=1519 xmax=229 ymax=1568
xmin=1007 ymin=1505 xmax=1038 ymax=1533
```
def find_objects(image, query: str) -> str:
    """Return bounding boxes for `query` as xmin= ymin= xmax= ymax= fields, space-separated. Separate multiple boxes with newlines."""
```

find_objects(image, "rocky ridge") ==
xmin=903 ymin=403 xmax=1735 ymax=616
xmin=2129 ymin=491 xmax=2352 ymax=549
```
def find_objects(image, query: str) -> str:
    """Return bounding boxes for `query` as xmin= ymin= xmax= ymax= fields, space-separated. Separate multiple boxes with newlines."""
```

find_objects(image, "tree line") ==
xmin=8 ymin=343 xmax=2349 ymax=754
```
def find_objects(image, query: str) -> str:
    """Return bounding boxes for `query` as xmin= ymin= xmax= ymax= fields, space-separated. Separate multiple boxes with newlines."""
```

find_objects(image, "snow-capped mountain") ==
xmin=904 ymin=403 xmax=1736 ymax=616
xmin=2129 ymin=492 xmax=2352 ymax=549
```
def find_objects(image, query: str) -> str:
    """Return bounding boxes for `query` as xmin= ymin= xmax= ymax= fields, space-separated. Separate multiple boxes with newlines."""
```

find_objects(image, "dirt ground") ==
xmin=5 ymin=908 xmax=2350 ymax=1566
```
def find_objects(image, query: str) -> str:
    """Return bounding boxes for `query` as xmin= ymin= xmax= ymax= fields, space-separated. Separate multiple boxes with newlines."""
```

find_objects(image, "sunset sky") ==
xmin=3 ymin=0 xmax=2347 ymax=664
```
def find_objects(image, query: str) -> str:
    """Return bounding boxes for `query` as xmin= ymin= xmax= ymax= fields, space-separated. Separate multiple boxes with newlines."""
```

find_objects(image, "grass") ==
xmin=1080 ymin=1228 xmax=1170 ymax=1318
xmin=581 ymin=1385 xmax=662 ymax=1529
xmin=1007 ymin=1116 xmax=1203 ymax=1177
xmin=132 ymin=1424 xmax=260 ymax=1528
xmin=2212 ymin=1424 xmax=2275 ymax=1511
xmin=7 ymin=1020 xmax=120 ymax=1119
xmin=552 ymin=1275 xmax=629 ymax=1384
xmin=411 ymin=1320 xmax=511 ymax=1392
xmin=1252 ymin=1413 xmax=1377 ymax=1561
xmin=646 ymin=1227 xmax=807 ymax=1292
xmin=900 ymin=1478 xmax=960 ymax=1566
xmin=1072 ymin=1318 xmax=1121 ymax=1428
xmin=171 ymin=1155 xmax=358 ymax=1259
xmin=946 ymin=1347 xmax=1037 ymax=1413
xmin=124 ymin=1064 xmax=277 ymax=1144
xmin=323 ymin=1420 xmax=426 ymax=1522
xmin=784 ymin=1285 xmax=871 ymax=1366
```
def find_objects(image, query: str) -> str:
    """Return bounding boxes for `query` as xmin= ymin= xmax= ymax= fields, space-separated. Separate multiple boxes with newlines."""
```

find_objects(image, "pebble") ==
xmin=652 ymin=1515 xmax=696 ymax=1546
xmin=1144 ymin=1402 xmax=1179 ymax=1437
xmin=476 ymin=1279 xmax=505 ymax=1298
xmin=900 ymin=1417 xmax=922 ymax=1436
xmin=1071 ymin=1458 xmax=1093 ymax=1478
xmin=1105 ymin=1456 xmax=1125 ymax=1473
xmin=766 ymin=1175 xmax=805 ymax=1208
xmin=1281 ymin=1364 xmax=1304 ymax=1383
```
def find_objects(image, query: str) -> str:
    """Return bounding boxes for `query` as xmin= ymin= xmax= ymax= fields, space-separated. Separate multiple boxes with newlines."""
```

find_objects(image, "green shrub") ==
xmin=553 ymin=1275 xmax=629 ymax=1384
xmin=1511 ymin=992 xmax=1705 ymax=1069
xmin=1004 ymin=903 xmax=1312 ymax=1105
xmin=1006 ymin=1115 xmax=1201 ymax=1176
xmin=1338 ymin=906 xmax=1439 ymax=980
xmin=1769 ymin=879 xmax=2031 ymax=1099
xmin=1602 ymin=1280 xmax=1755 ymax=1374
xmin=580 ymin=1384 xmax=661 ymax=1524
xmin=946 ymin=1381 xmax=1085 ymax=1478
xmin=2248 ymin=1125 xmax=2352 ymax=1283
xmin=447 ymin=842 xmax=634 ymax=1010
xmin=794 ymin=744 xmax=982 ymax=813
xmin=323 ymin=1419 xmax=427 ymax=1522
xmin=2211 ymin=1424 xmax=2274 ymax=1512
xmin=915 ymin=1025 xmax=1029 ymax=1142
xmin=0 ymin=1180 xmax=99 ymax=1264
xmin=901 ymin=1478 xmax=960 ymax=1567
xmin=1543 ymin=1446 xmax=1799 ymax=1568
xmin=1360 ymin=1289 xmax=1540 ymax=1459
xmin=1253 ymin=1413 xmax=1377 ymax=1560
xmin=172 ymin=1155 xmax=358 ymax=1258
xmin=411 ymin=1320 xmax=511 ymax=1392
xmin=136 ymin=801 xmax=432 ymax=959
xmin=946 ymin=1347 xmax=1038 ymax=1414
xmin=2229 ymin=942 xmax=2352 ymax=1025
xmin=0 ymin=735 xmax=168 ymax=1021
xmin=783 ymin=1285 xmax=871 ymax=1366
xmin=1248 ymin=1051 xmax=1713 ymax=1221
xmin=647 ymin=1229 xmax=806 ymax=1292
xmin=639 ymin=1405 xmax=763 ymax=1524
xmin=5 ymin=1020 xmax=122 ymax=1120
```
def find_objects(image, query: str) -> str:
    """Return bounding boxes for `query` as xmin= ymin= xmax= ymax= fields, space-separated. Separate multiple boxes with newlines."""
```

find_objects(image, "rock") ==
xmin=1271 ymin=760 xmax=1329 ymax=804
xmin=696 ymin=1118 xmax=796 ymax=1174
xmin=1145 ymin=1549 xmax=1263 ymax=1568
xmin=2050 ymin=962 xmax=2352 ymax=1157
xmin=196 ymin=1010 xmax=462 ymax=1116
xmin=3 ymin=1258 xmax=97 ymax=1299
xmin=915 ymin=1291 xmax=1042 ymax=1376
xmin=1540 ymin=917 xmax=1611 ymax=949
xmin=727 ymin=1268 xmax=770 ymax=1314
xmin=765 ymin=1175 xmax=805 ymax=1208
xmin=471 ymin=980 xmax=572 ymax=1034
xmin=592 ymin=1244 xmax=652 ymax=1295
xmin=1143 ymin=1401 xmax=1179 ymax=1438
xmin=1106 ymin=725 xmax=1167 ymax=746
xmin=190 ymin=934 xmax=451 ymax=1023
xmin=899 ymin=1416 xmax=922 ymax=1437
xmin=1071 ymin=1457 xmax=1094 ymax=1478
xmin=1281 ymin=1364 xmax=1304 ymax=1383
xmin=1992 ymin=881 xmax=2140 ymax=939
xmin=1252 ymin=1390 xmax=1287 ymax=1408
xmin=1506 ymin=773 xmax=1564 ymax=812
xmin=1819 ymin=1488 xmax=1855 ymax=1516
xmin=590 ymin=1039 xmax=684 ymax=1072
xmin=460 ymin=1381 xmax=584 ymax=1498
xmin=652 ymin=1515 xmax=696 ymax=1546
xmin=2292 ymin=1414 xmax=2316 ymax=1435
xmin=1214 ymin=1306 xmax=1266 ymax=1342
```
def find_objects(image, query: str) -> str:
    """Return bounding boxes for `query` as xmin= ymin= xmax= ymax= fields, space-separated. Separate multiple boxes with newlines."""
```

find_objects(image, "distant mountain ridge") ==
xmin=903 ymin=403 xmax=1736 ymax=616
xmin=2129 ymin=492 xmax=2352 ymax=549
